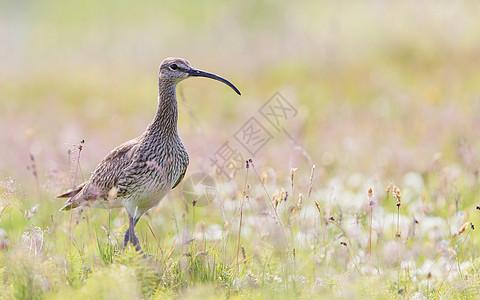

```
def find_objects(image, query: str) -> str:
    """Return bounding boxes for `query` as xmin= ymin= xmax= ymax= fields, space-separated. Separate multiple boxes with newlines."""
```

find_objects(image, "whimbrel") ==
xmin=57 ymin=58 xmax=241 ymax=252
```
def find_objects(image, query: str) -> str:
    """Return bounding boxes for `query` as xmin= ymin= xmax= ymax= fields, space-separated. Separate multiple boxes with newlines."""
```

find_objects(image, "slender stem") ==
xmin=250 ymin=161 xmax=289 ymax=250
xmin=236 ymin=166 xmax=249 ymax=272
xmin=369 ymin=205 xmax=372 ymax=256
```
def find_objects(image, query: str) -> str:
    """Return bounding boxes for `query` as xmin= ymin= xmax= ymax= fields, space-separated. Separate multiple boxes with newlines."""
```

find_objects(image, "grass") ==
xmin=3 ymin=159 xmax=480 ymax=299
xmin=2 ymin=0 xmax=480 ymax=299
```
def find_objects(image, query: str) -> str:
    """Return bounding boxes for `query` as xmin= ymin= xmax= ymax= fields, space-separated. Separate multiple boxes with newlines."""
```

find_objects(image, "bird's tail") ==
xmin=57 ymin=183 xmax=86 ymax=211
xmin=59 ymin=201 xmax=80 ymax=211
xmin=56 ymin=183 xmax=85 ymax=199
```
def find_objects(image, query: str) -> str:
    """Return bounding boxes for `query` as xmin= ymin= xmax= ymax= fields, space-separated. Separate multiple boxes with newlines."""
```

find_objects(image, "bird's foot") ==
xmin=123 ymin=228 xmax=144 ymax=256
xmin=130 ymin=234 xmax=143 ymax=253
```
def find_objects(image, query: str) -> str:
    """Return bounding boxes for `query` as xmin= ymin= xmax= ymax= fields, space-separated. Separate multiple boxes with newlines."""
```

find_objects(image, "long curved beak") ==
xmin=187 ymin=68 xmax=241 ymax=95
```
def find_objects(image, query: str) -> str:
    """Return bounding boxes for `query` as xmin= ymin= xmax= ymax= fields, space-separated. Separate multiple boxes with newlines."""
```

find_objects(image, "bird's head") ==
xmin=159 ymin=57 xmax=241 ymax=95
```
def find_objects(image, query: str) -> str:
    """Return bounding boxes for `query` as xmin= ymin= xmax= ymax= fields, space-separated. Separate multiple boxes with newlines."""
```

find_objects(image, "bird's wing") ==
xmin=171 ymin=170 xmax=186 ymax=190
xmin=171 ymin=147 xmax=189 ymax=189
xmin=58 ymin=136 xmax=142 ymax=210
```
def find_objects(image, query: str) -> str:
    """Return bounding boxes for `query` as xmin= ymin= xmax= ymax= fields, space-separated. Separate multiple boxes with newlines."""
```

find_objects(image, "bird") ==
xmin=57 ymin=57 xmax=241 ymax=252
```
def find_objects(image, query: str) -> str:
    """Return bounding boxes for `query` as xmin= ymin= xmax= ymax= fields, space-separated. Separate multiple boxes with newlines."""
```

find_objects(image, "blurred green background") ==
xmin=2 ymin=0 xmax=480 ymax=186
xmin=2 ymin=1 xmax=480 ymax=298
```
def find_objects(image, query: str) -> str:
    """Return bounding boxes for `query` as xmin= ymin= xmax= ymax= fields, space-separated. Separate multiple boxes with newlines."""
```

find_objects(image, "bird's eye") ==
xmin=170 ymin=64 xmax=178 ymax=70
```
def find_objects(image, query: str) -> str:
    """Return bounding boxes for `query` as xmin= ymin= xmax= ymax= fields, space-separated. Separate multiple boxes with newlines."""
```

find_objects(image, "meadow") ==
xmin=1 ymin=1 xmax=480 ymax=299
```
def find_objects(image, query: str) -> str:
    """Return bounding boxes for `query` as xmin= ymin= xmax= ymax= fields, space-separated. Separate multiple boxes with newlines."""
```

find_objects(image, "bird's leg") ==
xmin=127 ymin=216 xmax=143 ymax=253
xmin=123 ymin=227 xmax=130 ymax=248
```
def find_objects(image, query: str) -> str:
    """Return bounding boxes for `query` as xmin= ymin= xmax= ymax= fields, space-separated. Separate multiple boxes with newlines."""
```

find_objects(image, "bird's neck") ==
xmin=147 ymin=79 xmax=179 ymax=139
